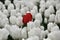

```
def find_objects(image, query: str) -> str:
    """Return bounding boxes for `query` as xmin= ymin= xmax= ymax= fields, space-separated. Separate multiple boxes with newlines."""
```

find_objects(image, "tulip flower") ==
xmin=22 ymin=13 xmax=32 ymax=24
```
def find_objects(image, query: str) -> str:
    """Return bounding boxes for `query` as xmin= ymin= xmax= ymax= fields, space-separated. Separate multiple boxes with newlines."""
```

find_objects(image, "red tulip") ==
xmin=22 ymin=13 xmax=32 ymax=24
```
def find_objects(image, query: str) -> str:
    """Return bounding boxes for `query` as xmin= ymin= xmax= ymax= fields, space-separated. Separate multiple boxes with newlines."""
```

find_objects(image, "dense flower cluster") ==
xmin=0 ymin=0 xmax=60 ymax=40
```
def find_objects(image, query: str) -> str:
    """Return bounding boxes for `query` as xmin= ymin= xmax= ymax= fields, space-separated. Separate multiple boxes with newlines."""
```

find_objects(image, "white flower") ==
xmin=2 ymin=5 xmax=6 ymax=11
xmin=48 ymin=31 xmax=60 ymax=40
xmin=27 ymin=21 xmax=35 ymax=31
xmin=8 ymin=3 xmax=14 ymax=12
xmin=13 ymin=0 xmax=18 ymax=4
xmin=10 ymin=9 xmax=17 ymax=16
xmin=22 ymin=27 xmax=27 ymax=39
xmin=40 ymin=26 xmax=44 ymax=31
xmin=28 ymin=27 xmax=42 ymax=40
xmin=44 ymin=9 xmax=51 ymax=18
xmin=55 ymin=10 xmax=60 ymax=23
xmin=55 ymin=15 xmax=58 ymax=23
xmin=20 ymin=8 xmax=26 ymax=15
xmin=47 ymin=22 xmax=55 ymax=31
xmin=33 ymin=6 xmax=38 ymax=13
xmin=16 ymin=16 xmax=23 ymax=26
xmin=34 ymin=19 xmax=41 ymax=27
xmin=44 ymin=30 xmax=49 ymax=36
xmin=16 ymin=12 xmax=22 ymax=17
xmin=0 ymin=18 xmax=9 ymax=27
xmin=51 ymin=25 xmax=59 ymax=32
xmin=0 ymin=28 xmax=9 ymax=40
xmin=15 ymin=1 xmax=21 ymax=9
xmin=16 ymin=8 xmax=20 ymax=13
xmin=0 ymin=11 xmax=7 ymax=18
xmin=48 ymin=14 xmax=55 ymax=22
xmin=6 ymin=25 xmax=22 ymax=39
xmin=41 ymin=30 xmax=45 ymax=39
xmin=5 ymin=0 xmax=11 ymax=6
xmin=27 ymin=36 xmax=39 ymax=40
xmin=31 ymin=9 xmax=37 ymax=19
xmin=48 ymin=5 xmax=55 ymax=14
xmin=46 ymin=0 xmax=55 ymax=8
xmin=3 ymin=9 xmax=9 ymax=17
xmin=56 ymin=3 xmax=60 ymax=10
xmin=25 ymin=2 xmax=35 ymax=10
xmin=39 ymin=7 xmax=45 ymax=13
xmin=35 ymin=13 xmax=42 ymax=23
xmin=40 ymin=0 xmax=46 ymax=8
xmin=9 ymin=16 xmax=17 ymax=25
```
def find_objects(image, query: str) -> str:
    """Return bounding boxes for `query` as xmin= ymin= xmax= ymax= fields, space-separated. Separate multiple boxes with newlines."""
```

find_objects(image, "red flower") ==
xmin=22 ymin=13 xmax=32 ymax=24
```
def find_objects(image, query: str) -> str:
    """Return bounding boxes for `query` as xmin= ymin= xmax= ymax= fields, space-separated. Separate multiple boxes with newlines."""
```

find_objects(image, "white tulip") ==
xmin=51 ymin=25 xmax=59 ymax=32
xmin=44 ymin=9 xmax=51 ymax=18
xmin=2 ymin=5 xmax=6 ymax=11
xmin=16 ymin=16 xmax=23 ymax=26
xmin=34 ymin=19 xmax=41 ymax=27
xmin=40 ymin=0 xmax=46 ymax=8
xmin=55 ymin=10 xmax=60 ymax=23
xmin=44 ymin=30 xmax=49 ymax=36
xmin=46 ymin=0 xmax=55 ymax=8
xmin=39 ymin=7 xmax=45 ymax=13
xmin=55 ymin=15 xmax=58 ymax=23
xmin=16 ymin=8 xmax=20 ymax=13
xmin=9 ymin=16 xmax=17 ymax=25
xmin=47 ymin=22 xmax=55 ymax=31
xmin=25 ymin=2 xmax=35 ymax=10
xmin=33 ymin=6 xmax=38 ymax=13
xmin=10 ymin=9 xmax=17 ymax=16
xmin=48 ymin=14 xmax=55 ymax=22
xmin=1 ymin=28 xmax=9 ymax=40
xmin=27 ymin=21 xmax=35 ymax=31
xmin=56 ymin=3 xmax=60 ymax=10
xmin=31 ymin=9 xmax=36 ymax=19
xmin=0 ymin=28 xmax=9 ymax=40
xmin=3 ymin=9 xmax=9 ymax=17
xmin=48 ymin=5 xmax=55 ymax=14
xmin=15 ymin=1 xmax=20 ymax=9
xmin=35 ymin=13 xmax=42 ymax=23
xmin=20 ymin=8 xmax=26 ymax=15
xmin=0 ymin=18 xmax=9 ymax=27
xmin=41 ymin=30 xmax=45 ymax=39
xmin=27 ymin=36 xmax=39 ymax=40
xmin=31 ymin=6 xmax=38 ymax=18
xmin=22 ymin=27 xmax=27 ymax=39
xmin=6 ymin=25 xmax=22 ymax=39
xmin=48 ymin=31 xmax=60 ymax=40
xmin=8 ymin=3 xmax=14 ymax=12
xmin=0 ymin=11 xmax=7 ymax=18
xmin=40 ymin=26 xmax=44 ymax=31
xmin=28 ymin=27 xmax=42 ymax=40
xmin=5 ymin=0 xmax=11 ymax=6
xmin=16 ymin=12 xmax=22 ymax=17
